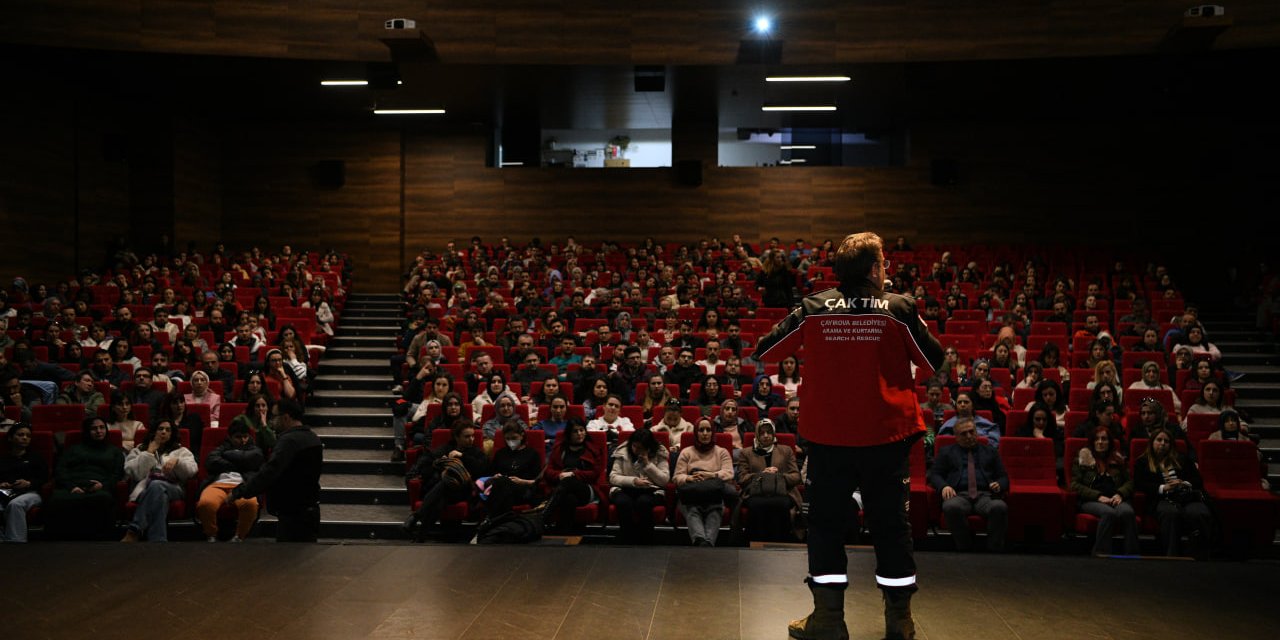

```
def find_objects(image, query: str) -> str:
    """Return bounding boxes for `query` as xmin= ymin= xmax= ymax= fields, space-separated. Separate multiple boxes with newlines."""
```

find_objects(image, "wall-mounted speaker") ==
xmin=675 ymin=160 xmax=702 ymax=187
xmin=311 ymin=160 xmax=346 ymax=189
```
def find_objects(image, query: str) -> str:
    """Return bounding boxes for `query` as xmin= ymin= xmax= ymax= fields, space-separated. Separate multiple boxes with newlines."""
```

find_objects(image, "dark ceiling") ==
xmin=6 ymin=43 xmax=1278 ymax=133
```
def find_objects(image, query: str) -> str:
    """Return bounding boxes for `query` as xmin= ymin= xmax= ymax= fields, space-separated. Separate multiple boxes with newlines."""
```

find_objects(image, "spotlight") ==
xmin=753 ymin=16 xmax=772 ymax=34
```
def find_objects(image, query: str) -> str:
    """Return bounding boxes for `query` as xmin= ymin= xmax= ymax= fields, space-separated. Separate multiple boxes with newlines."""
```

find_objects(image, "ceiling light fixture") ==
xmin=761 ymin=105 xmax=836 ymax=112
xmin=780 ymin=145 xmax=816 ymax=150
xmin=765 ymin=76 xmax=851 ymax=82
xmin=789 ymin=158 xmax=807 ymax=163
xmin=753 ymin=16 xmax=773 ymax=34
xmin=500 ymin=162 xmax=524 ymax=167
xmin=373 ymin=109 xmax=446 ymax=115
xmin=321 ymin=80 xmax=369 ymax=86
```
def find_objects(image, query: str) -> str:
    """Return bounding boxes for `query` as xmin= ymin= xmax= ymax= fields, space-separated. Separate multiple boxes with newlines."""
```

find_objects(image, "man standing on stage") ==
xmin=756 ymin=232 xmax=943 ymax=640
xmin=227 ymin=399 xmax=323 ymax=542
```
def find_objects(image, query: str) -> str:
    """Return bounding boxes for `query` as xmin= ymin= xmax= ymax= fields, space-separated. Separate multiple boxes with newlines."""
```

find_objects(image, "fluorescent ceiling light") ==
xmin=320 ymin=80 xmax=368 ymax=86
xmin=373 ymin=109 xmax=446 ymax=115
xmin=500 ymin=162 xmax=524 ymax=167
xmin=761 ymin=105 xmax=837 ymax=112
xmin=780 ymin=145 xmax=816 ymax=150
xmin=789 ymin=158 xmax=807 ymax=163
xmin=766 ymin=76 xmax=851 ymax=82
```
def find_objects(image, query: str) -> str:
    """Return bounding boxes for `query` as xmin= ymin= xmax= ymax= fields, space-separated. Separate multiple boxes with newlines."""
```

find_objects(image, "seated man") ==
xmin=199 ymin=349 xmax=237 ymax=393
xmin=88 ymin=349 xmax=127 ymax=389
xmin=937 ymin=392 xmax=1001 ymax=448
xmin=512 ymin=350 xmax=553 ymax=389
xmin=927 ymin=416 xmax=1010 ymax=552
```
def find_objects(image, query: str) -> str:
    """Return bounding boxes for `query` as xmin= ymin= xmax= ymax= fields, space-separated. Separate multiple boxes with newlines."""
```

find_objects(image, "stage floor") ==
xmin=5 ymin=541 xmax=1275 ymax=640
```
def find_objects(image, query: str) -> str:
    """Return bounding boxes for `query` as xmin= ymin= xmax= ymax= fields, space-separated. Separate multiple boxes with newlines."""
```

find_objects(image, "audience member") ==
xmin=928 ymin=417 xmax=1009 ymax=551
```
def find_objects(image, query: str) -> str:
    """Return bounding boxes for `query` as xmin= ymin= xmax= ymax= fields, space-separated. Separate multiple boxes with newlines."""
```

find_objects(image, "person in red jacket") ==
xmin=756 ymin=232 xmax=944 ymax=640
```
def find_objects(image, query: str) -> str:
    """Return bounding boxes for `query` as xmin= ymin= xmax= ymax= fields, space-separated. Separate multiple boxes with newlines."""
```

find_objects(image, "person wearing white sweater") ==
xmin=121 ymin=419 xmax=197 ymax=542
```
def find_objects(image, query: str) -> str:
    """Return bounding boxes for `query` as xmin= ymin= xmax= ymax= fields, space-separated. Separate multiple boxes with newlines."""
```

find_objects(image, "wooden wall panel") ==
xmin=4 ymin=1 xmax=1279 ymax=64
xmin=0 ymin=96 xmax=77 ymax=286
xmin=221 ymin=126 xmax=401 ymax=288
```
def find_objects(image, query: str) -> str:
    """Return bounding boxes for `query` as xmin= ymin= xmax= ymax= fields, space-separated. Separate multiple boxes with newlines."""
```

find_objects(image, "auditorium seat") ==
xmin=1000 ymin=437 xmax=1064 ymax=542
xmin=1198 ymin=440 xmax=1279 ymax=551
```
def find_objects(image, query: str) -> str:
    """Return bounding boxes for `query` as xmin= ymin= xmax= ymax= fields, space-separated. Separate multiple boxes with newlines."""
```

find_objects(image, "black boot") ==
xmin=788 ymin=578 xmax=848 ymax=640
xmin=400 ymin=513 xmax=420 ymax=539
xmin=883 ymin=588 xmax=916 ymax=640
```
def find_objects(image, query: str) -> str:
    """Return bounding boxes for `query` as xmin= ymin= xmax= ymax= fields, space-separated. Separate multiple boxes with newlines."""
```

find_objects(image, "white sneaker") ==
xmin=392 ymin=384 xmax=404 ymax=394
xmin=231 ymin=536 xmax=244 ymax=543
xmin=207 ymin=536 xmax=218 ymax=543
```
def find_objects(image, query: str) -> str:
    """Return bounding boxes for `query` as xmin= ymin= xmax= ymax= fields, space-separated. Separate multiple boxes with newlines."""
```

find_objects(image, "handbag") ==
xmin=677 ymin=477 xmax=728 ymax=506
xmin=747 ymin=472 xmax=789 ymax=498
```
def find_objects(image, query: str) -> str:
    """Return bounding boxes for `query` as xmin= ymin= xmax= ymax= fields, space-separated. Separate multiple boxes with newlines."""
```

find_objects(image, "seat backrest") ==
xmin=1000 ymin=437 xmax=1058 ymax=487
xmin=1011 ymin=387 xmax=1036 ymax=409
xmin=32 ymin=404 xmax=85 ymax=432
xmin=1185 ymin=413 xmax=1220 ymax=444
xmin=1198 ymin=440 xmax=1264 ymax=491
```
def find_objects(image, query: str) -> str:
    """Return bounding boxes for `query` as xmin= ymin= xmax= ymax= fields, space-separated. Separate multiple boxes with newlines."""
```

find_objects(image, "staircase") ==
xmin=305 ymin=293 xmax=408 ymax=539
xmin=1198 ymin=310 xmax=1280 ymax=489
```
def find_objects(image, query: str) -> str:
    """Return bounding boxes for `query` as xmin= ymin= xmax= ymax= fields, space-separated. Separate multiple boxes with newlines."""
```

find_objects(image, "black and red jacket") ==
xmin=755 ymin=282 xmax=945 ymax=447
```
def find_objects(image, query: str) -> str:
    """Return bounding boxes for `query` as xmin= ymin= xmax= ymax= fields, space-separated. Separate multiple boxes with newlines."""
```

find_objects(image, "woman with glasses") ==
xmin=673 ymin=417 xmax=734 ymax=546
xmin=1071 ymin=426 xmax=1139 ymax=556
xmin=262 ymin=348 xmax=299 ymax=401
xmin=737 ymin=419 xmax=803 ymax=542
xmin=121 ymin=418 xmax=197 ymax=542
xmin=1086 ymin=361 xmax=1123 ymax=405
xmin=695 ymin=374 xmax=728 ymax=417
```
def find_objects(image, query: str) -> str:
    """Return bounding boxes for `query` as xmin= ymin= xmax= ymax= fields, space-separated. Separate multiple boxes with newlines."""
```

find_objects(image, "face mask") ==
xmin=505 ymin=438 xmax=521 ymax=450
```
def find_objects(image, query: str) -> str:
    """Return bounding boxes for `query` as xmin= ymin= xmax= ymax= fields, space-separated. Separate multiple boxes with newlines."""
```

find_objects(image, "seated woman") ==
xmin=234 ymin=371 xmax=272 ymax=403
xmin=43 ymin=417 xmax=125 ymax=540
xmin=1183 ymin=380 xmax=1230 ymax=428
xmin=1133 ymin=427 xmax=1212 ymax=557
xmin=542 ymin=421 xmax=605 ymax=532
xmin=401 ymin=421 xmax=488 ymax=542
xmin=0 ymin=423 xmax=48 ymax=543
xmin=121 ymin=418 xmax=198 ymax=542
xmin=746 ymin=376 xmax=786 ymax=416
xmin=638 ymin=374 xmax=673 ymax=426
xmin=990 ymin=338 xmax=1021 ymax=381
xmin=196 ymin=418 xmax=264 ymax=542
xmin=1071 ymin=426 xmax=1139 ymax=556
xmin=769 ymin=355 xmax=803 ymax=400
xmin=413 ymin=391 xmax=467 ymax=447
xmin=1024 ymin=379 xmax=1067 ymax=430
xmin=1128 ymin=360 xmax=1180 ymax=415
xmin=109 ymin=338 xmax=142 ymax=371
xmin=1072 ymin=400 xmax=1123 ymax=443
xmin=1039 ymin=343 xmax=1071 ymax=387
xmin=1082 ymin=339 xmax=1111 ymax=371
xmin=673 ymin=417 xmax=734 ymax=547
xmin=57 ymin=371 xmax=105 ymax=419
xmin=158 ymin=390 xmax=207 ymax=458
xmin=106 ymin=391 xmax=144 ymax=450
xmin=185 ymin=369 xmax=223 ymax=428
xmin=608 ymin=427 xmax=670 ymax=544
xmin=1085 ymin=360 xmax=1123 ymax=405
xmin=1172 ymin=324 xmax=1222 ymax=362
xmin=525 ymin=376 xmax=568 ymax=410
xmin=581 ymin=373 xmax=609 ymax=419
xmin=481 ymin=395 xmax=522 ymax=445
xmin=487 ymin=421 xmax=543 ymax=508
xmin=279 ymin=339 xmax=311 ymax=395
xmin=695 ymin=374 xmax=728 ymax=417
xmin=712 ymin=398 xmax=751 ymax=450
xmin=263 ymin=348 xmax=300 ymax=401
xmin=1014 ymin=360 xmax=1044 ymax=391
xmin=471 ymin=371 xmax=519 ymax=424
xmin=736 ymin=418 xmax=802 ymax=542
xmin=969 ymin=378 xmax=1008 ymax=435
xmin=1015 ymin=402 xmax=1065 ymax=470
xmin=231 ymin=393 xmax=276 ymax=451
xmin=1182 ymin=358 xmax=1226 ymax=394
xmin=1127 ymin=397 xmax=1179 ymax=440
xmin=586 ymin=394 xmax=635 ymax=445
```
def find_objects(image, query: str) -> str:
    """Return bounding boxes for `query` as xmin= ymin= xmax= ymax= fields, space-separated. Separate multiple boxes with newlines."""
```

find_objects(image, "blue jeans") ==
xmin=129 ymin=480 xmax=184 ymax=542
xmin=2 ymin=492 xmax=42 ymax=542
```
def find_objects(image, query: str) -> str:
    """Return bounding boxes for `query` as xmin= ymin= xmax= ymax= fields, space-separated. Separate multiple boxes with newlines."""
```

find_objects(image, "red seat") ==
xmin=1000 ymin=437 xmax=1065 ymax=542
xmin=908 ymin=438 xmax=930 ymax=539
xmin=404 ymin=430 xmax=474 ymax=525
xmin=1198 ymin=440 xmax=1279 ymax=550
xmin=1184 ymin=413 xmax=1220 ymax=444
xmin=31 ymin=404 xmax=85 ymax=432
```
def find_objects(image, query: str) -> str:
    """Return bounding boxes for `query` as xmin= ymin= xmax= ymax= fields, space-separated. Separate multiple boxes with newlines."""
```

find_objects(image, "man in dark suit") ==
xmin=927 ymin=417 xmax=1009 ymax=552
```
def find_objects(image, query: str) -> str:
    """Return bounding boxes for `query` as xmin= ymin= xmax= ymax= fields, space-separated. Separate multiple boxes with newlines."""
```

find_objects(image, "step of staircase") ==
xmin=302 ymin=293 xmax=409 ymax=537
